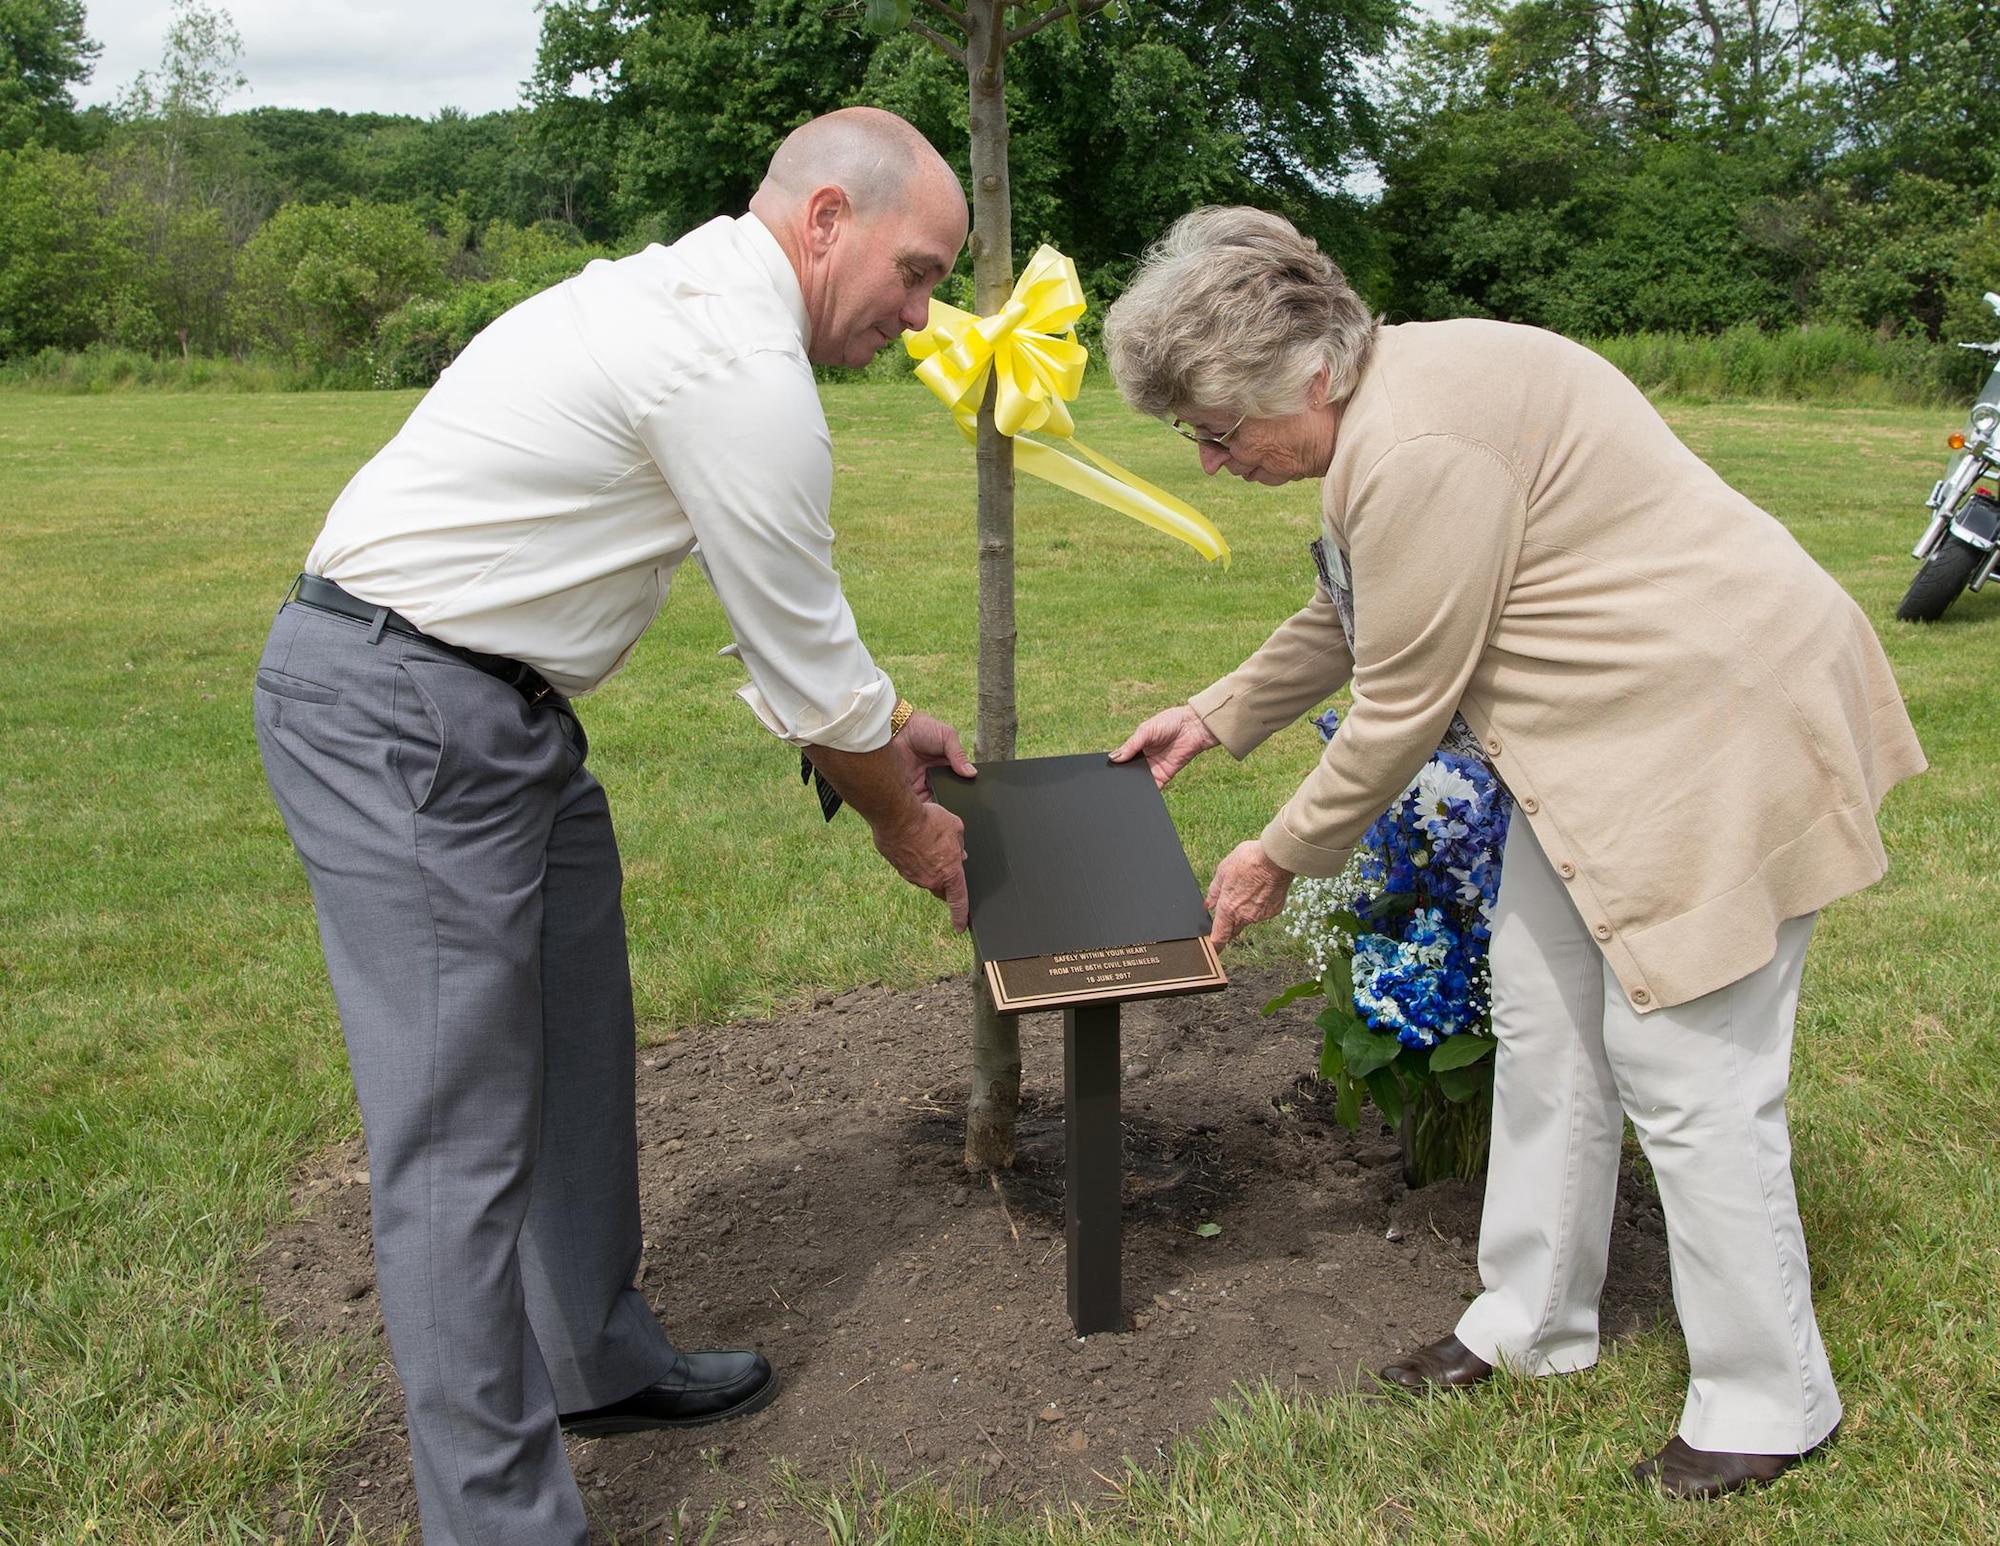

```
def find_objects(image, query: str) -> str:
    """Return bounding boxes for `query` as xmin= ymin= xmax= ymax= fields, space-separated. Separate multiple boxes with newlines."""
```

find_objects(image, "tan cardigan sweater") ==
xmin=1190 ymin=319 xmax=1925 ymax=1012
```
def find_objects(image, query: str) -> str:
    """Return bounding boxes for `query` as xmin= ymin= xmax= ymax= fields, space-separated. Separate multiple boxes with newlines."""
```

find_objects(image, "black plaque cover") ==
xmin=928 ymin=752 xmax=1215 ymax=964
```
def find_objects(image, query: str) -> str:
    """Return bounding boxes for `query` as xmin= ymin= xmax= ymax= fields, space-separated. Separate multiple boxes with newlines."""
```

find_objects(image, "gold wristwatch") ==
xmin=889 ymin=697 xmax=916 ymax=737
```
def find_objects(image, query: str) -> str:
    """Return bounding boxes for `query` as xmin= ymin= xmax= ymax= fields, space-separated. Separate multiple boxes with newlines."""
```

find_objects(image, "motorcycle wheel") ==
xmin=1896 ymin=535 xmax=1984 ymax=622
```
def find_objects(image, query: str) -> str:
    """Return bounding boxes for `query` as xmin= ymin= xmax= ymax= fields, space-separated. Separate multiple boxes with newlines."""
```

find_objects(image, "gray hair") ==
xmin=1103 ymin=207 xmax=1378 ymax=421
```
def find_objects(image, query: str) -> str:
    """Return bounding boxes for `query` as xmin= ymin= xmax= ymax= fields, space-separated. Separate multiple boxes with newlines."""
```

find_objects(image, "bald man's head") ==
xmin=754 ymin=107 xmax=959 ymax=223
xmin=749 ymin=108 xmax=968 ymax=369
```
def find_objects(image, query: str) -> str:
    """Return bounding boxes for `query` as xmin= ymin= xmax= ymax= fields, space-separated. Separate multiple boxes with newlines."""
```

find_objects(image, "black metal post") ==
xmin=1063 ymin=1000 xmax=1122 ymax=1334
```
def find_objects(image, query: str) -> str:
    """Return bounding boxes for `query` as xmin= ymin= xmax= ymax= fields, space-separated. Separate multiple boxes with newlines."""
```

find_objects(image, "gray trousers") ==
xmin=255 ymin=602 xmax=676 ymax=1546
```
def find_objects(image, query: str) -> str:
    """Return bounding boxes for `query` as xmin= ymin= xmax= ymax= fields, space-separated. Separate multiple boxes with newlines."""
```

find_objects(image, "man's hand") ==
xmin=871 ymin=800 xmax=971 ymax=931
xmin=891 ymin=710 xmax=976 ymax=803
xmin=805 ymin=723 xmax=972 ymax=932
xmin=1205 ymin=839 xmax=1294 ymax=949
xmin=1110 ymin=705 xmax=1221 ymax=790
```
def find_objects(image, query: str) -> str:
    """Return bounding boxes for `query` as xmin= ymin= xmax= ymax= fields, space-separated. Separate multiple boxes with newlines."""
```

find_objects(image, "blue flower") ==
xmin=1352 ymin=909 xmax=1478 ymax=1048
xmin=1283 ymin=744 xmax=1513 ymax=1050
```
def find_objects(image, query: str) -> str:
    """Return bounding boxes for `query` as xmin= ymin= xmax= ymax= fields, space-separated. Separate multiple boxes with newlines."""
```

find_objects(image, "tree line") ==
xmin=2 ymin=0 xmax=1995 ymax=390
xmin=1377 ymin=0 xmax=2000 ymax=355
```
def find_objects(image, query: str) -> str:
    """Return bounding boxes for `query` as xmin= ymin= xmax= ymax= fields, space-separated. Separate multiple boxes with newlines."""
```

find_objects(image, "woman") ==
xmin=1105 ymin=207 xmax=1924 ymax=1499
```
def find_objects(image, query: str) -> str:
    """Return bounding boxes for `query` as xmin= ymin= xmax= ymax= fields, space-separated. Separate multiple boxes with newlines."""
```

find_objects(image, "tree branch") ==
xmin=1005 ymin=0 xmax=1119 ymax=48
xmin=917 ymin=0 xmax=967 ymax=29
xmin=909 ymin=17 xmax=965 ymax=61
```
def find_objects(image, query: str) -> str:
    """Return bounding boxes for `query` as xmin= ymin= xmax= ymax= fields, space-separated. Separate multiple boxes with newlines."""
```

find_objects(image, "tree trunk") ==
xmin=961 ymin=0 xmax=1021 ymax=1171
xmin=965 ymin=0 xmax=1017 ymax=765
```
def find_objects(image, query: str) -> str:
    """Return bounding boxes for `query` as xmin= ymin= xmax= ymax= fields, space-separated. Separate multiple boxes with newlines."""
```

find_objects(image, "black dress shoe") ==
xmin=558 ymin=1350 xmax=777 ymax=1436
xmin=1631 ymin=1424 xmax=1839 ymax=1499
xmin=1376 ymin=1334 xmax=1494 ymax=1390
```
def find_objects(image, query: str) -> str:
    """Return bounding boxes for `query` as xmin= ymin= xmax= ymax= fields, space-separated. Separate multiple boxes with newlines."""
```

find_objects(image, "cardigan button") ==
xmin=1631 ymin=987 xmax=1652 ymax=1005
xmin=1485 ymin=737 xmax=1502 ymax=754
xmin=1593 ymin=923 xmax=1612 ymax=940
xmin=1520 ymin=796 xmax=1539 ymax=814
xmin=1558 ymin=861 xmax=1576 ymax=879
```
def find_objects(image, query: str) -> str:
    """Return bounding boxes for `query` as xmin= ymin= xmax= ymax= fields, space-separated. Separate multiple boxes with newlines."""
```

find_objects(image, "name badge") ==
xmin=1308 ymin=535 xmax=1341 ymax=596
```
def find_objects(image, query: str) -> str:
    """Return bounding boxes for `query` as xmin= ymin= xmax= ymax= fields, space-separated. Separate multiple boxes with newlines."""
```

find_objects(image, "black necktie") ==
xmin=800 ymin=751 xmax=841 ymax=821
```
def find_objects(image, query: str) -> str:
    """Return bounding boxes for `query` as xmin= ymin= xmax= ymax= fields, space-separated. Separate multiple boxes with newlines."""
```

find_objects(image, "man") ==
xmin=254 ymin=109 xmax=973 ymax=1546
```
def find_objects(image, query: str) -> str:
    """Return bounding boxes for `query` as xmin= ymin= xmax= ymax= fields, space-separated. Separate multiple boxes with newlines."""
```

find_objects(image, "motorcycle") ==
xmin=1899 ymin=290 xmax=2000 ymax=622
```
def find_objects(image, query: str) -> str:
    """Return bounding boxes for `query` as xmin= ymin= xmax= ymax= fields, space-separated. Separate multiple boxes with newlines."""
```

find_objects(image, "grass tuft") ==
xmin=1587 ymin=323 xmax=1981 ymax=406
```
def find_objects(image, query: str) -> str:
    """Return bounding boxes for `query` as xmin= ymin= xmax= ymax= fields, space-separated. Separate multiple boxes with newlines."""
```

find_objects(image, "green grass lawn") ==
xmin=1 ymin=385 xmax=1994 ymax=1543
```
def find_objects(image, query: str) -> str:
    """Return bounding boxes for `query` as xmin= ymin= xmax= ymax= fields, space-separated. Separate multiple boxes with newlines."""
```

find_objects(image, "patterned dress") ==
xmin=1310 ymin=536 xmax=1492 ymax=768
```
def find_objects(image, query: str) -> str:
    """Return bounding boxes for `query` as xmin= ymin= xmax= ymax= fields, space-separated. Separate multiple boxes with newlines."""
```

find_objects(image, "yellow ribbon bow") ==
xmin=903 ymin=245 xmax=1230 ymax=567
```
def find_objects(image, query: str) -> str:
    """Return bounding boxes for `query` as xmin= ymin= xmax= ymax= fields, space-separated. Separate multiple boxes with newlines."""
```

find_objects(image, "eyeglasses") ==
xmin=1171 ymin=413 xmax=1247 ymax=449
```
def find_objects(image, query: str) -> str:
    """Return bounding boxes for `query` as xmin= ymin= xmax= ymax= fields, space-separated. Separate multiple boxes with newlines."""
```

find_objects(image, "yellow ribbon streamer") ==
xmin=903 ymin=245 xmax=1230 ymax=567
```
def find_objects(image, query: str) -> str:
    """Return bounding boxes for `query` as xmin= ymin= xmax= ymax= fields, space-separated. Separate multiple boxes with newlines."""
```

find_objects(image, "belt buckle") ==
xmin=509 ymin=663 xmax=553 ymax=707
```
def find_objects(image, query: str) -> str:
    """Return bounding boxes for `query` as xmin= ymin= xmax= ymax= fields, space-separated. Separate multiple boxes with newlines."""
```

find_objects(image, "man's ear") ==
xmin=803 ymin=185 xmax=850 ymax=257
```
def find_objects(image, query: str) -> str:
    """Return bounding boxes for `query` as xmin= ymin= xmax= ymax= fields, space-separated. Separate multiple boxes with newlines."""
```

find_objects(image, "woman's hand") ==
xmin=1110 ymin=705 xmax=1221 ymax=790
xmin=1205 ymin=840 xmax=1294 ymax=948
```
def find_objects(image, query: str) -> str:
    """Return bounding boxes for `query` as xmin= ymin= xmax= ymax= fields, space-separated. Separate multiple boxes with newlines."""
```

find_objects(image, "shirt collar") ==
xmin=736 ymin=213 xmax=811 ymax=353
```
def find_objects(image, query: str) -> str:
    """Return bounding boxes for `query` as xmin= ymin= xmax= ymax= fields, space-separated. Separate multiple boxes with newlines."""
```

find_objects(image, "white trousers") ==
xmin=1453 ymin=818 xmax=1841 ymax=1454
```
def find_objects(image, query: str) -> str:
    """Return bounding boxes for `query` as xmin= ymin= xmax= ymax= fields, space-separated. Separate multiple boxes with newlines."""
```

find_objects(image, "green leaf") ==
xmin=1318 ymin=1029 xmax=1348 ymax=1082
xmin=1333 ymin=1073 xmax=1362 ymax=1131
xmin=863 ymin=0 xmax=913 ymax=33
xmin=1362 ymin=891 xmax=1418 ymax=923
xmin=1194 ymin=1221 xmax=1222 ymax=1238
xmin=1340 ymin=1020 xmax=1402 ymax=1079
xmin=1434 ymin=1062 xmax=1493 ymax=1104
xmin=1262 ymin=979 xmax=1323 ymax=1015
xmin=1318 ymin=949 xmax=1360 ymax=1018
xmin=1427 ymin=1034 xmax=1496 ymax=1072
xmin=1363 ymin=1066 xmax=1407 ymax=1128
xmin=1325 ymin=949 xmax=1357 ymax=1005
xmin=1329 ymin=909 xmax=1364 ymax=938
xmin=1315 ymin=1000 xmax=1364 ymax=1038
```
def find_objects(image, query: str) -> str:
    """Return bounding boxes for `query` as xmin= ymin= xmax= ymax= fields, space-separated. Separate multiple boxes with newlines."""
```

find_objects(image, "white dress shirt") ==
xmin=306 ymin=214 xmax=895 ymax=750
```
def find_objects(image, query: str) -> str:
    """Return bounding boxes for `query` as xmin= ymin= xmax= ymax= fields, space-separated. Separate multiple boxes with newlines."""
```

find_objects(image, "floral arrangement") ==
xmin=1268 ymin=708 xmax=1513 ymax=1182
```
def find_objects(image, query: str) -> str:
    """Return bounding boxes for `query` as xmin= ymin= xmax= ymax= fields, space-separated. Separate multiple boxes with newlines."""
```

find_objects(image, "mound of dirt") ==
xmin=254 ymin=967 xmax=1672 ymax=1543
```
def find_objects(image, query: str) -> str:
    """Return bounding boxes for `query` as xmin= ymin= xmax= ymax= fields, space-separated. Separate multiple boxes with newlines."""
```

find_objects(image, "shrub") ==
xmin=0 ymin=146 xmax=147 ymax=357
xmin=368 ymin=226 xmax=609 ymax=387
xmin=231 ymin=201 xmax=445 ymax=371
xmin=1940 ymin=211 xmax=2000 ymax=349
xmin=473 ymin=219 xmax=607 ymax=286
xmin=368 ymin=277 xmax=540 ymax=388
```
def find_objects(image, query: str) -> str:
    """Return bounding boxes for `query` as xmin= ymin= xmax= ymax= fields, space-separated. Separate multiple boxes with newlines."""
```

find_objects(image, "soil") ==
xmin=253 ymin=967 xmax=1674 ymax=1545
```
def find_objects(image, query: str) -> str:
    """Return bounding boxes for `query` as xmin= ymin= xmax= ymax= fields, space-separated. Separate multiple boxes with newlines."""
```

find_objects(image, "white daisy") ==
xmin=1413 ymin=760 xmax=1480 ymax=815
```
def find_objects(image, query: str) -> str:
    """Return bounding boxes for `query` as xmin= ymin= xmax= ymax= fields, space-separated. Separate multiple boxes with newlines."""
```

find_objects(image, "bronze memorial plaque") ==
xmin=985 ymin=937 xmax=1224 ymax=1013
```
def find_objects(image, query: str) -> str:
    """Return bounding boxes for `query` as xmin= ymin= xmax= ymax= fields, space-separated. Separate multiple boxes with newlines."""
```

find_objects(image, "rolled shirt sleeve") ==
xmin=1259 ymin=435 xmax=1526 ymax=877
xmin=638 ymin=347 xmax=896 ymax=752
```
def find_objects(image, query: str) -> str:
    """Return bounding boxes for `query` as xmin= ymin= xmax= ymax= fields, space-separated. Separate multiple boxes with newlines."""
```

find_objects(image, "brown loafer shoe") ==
xmin=1376 ymin=1334 xmax=1494 ymax=1390
xmin=1632 ymin=1424 xmax=1839 ymax=1499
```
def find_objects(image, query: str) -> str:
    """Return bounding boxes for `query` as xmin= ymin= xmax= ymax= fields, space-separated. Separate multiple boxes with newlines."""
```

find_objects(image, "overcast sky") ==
xmin=73 ymin=0 xmax=545 ymax=118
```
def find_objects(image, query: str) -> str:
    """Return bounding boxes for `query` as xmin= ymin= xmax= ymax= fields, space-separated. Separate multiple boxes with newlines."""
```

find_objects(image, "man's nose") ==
xmin=899 ymin=292 xmax=932 ymax=332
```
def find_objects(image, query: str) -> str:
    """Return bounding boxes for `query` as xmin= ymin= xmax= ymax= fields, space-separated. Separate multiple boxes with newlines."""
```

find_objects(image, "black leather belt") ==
xmin=289 ymin=573 xmax=556 ymax=706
